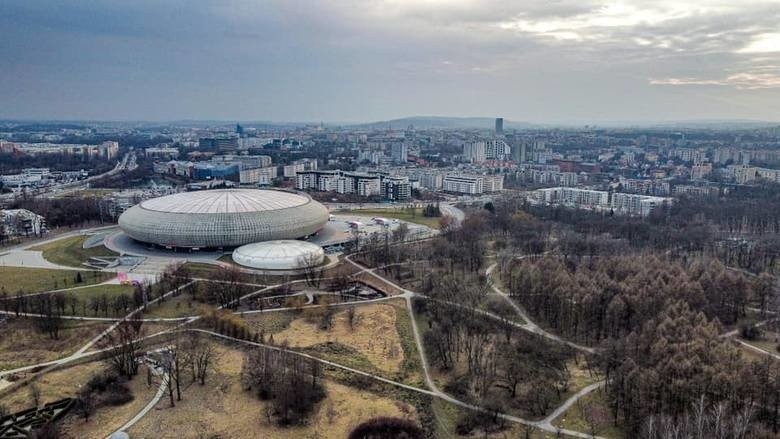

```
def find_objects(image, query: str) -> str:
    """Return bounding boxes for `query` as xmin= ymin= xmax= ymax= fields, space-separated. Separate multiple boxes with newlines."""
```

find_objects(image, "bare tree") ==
xmin=346 ymin=306 xmax=358 ymax=330
xmin=29 ymin=383 xmax=41 ymax=408
xmin=183 ymin=335 xmax=217 ymax=385
xmin=102 ymin=320 xmax=144 ymax=379
xmin=298 ymin=252 xmax=324 ymax=288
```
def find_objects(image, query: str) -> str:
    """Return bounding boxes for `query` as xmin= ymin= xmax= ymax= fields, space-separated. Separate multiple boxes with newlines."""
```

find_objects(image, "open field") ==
xmin=740 ymin=330 xmax=780 ymax=354
xmin=31 ymin=235 xmax=117 ymax=268
xmin=334 ymin=207 xmax=442 ymax=229
xmin=244 ymin=310 xmax=299 ymax=334
xmin=0 ymin=361 xmax=105 ymax=412
xmin=273 ymin=303 xmax=405 ymax=374
xmin=126 ymin=342 xmax=418 ymax=438
xmin=0 ymin=266 xmax=113 ymax=295
xmin=552 ymin=389 xmax=624 ymax=439
xmin=60 ymin=365 xmax=157 ymax=439
xmin=142 ymin=293 xmax=213 ymax=319
xmin=388 ymin=299 xmax=424 ymax=387
xmin=60 ymin=284 xmax=137 ymax=316
xmin=0 ymin=318 xmax=111 ymax=371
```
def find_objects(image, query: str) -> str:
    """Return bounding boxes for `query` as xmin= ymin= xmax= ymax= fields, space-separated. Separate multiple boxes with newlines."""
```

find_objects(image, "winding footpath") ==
xmin=345 ymin=253 xmax=605 ymax=437
xmin=2 ymin=252 xmax=605 ymax=438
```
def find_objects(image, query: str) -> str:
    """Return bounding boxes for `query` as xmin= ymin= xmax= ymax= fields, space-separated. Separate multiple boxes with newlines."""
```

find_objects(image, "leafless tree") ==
xmin=29 ymin=383 xmax=41 ymax=408
xmin=298 ymin=253 xmax=323 ymax=288
xmin=102 ymin=320 xmax=144 ymax=379
xmin=183 ymin=335 xmax=217 ymax=385
xmin=346 ymin=306 xmax=358 ymax=330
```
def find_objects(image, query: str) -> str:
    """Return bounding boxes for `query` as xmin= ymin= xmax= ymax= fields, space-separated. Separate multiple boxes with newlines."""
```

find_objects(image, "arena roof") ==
xmin=139 ymin=189 xmax=309 ymax=214
xmin=232 ymin=240 xmax=325 ymax=270
xmin=118 ymin=189 xmax=329 ymax=249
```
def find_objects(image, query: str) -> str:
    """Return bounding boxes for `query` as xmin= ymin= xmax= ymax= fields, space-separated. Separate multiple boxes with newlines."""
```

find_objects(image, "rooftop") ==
xmin=139 ymin=189 xmax=309 ymax=214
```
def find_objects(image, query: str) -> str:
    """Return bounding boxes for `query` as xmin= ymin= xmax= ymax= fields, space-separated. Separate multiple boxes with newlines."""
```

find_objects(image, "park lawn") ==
xmin=0 ymin=267 xmax=113 ymax=295
xmin=143 ymin=294 xmax=214 ymax=319
xmin=431 ymin=398 xmax=555 ymax=438
xmin=181 ymin=262 xmax=219 ymax=278
xmin=63 ymin=284 xmax=136 ymax=316
xmin=0 ymin=318 xmax=111 ymax=371
xmin=126 ymin=342 xmax=418 ymax=439
xmin=738 ymin=343 xmax=770 ymax=363
xmin=740 ymin=330 xmax=779 ymax=354
xmin=388 ymin=299 xmax=425 ymax=387
xmin=272 ymin=303 xmax=405 ymax=375
xmin=0 ymin=361 xmax=106 ymax=413
xmin=244 ymin=310 xmax=299 ymax=334
xmin=31 ymin=235 xmax=117 ymax=268
xmin=552 ymin=389 xmax=625 ymax=439
xmin=334 ymin=207 xmax=442 ymax=229
xmin=59 ymin=364 xmax=157 ymax=439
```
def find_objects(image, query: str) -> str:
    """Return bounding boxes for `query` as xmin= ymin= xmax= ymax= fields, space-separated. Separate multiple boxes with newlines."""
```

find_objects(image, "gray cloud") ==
xmin=0 ymin=0 xmax=778 ymax=122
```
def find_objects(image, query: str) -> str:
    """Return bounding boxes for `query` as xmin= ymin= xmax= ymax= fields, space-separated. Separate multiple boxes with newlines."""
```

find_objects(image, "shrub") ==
xmin=740 ymin=322 xmax=763 ymax=341
xmin=348 ymin=417 xmax=424 ymax=439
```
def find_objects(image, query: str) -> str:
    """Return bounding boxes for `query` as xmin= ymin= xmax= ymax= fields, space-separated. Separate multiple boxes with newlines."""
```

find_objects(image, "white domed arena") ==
xmin=232 ymin=240 xmax=325 ymax=270
xmin=118 ymin=189 xmax=329 ymax=249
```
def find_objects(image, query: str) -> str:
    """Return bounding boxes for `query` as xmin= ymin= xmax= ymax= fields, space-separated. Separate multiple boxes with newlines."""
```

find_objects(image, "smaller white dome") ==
xmin=233 ymin=240 xmax=325 ymax=270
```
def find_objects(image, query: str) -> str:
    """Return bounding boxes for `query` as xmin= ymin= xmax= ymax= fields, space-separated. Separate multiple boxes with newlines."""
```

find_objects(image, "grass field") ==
xmin=244 ymin=310 xmax=299 ymax=334
xmin=740 ymin=330 xmax=780 ymax=354
xmin=334 ymin=207 xmax=442 ymax=229
xmin=0 ymin=266 xmax=113 ymax=295
xmin=552 ymin=389 xmax=624 ymax=438
xmin=272 ymin=304 xmax=405 ymax=374
xmin=143 ymin=293 xmax=214 ymax=319
xmin=31 ymin=235 xmax=117 ymax=268
xmin=0 ymin=318 xmax=111 ymax=371
xmin=126 ymin=342 xmax=418 ymax=438
xmin=389 ymin=299 xmax=424 ymax=387
xmin=63 ymin=284 xmax=136 ymax=316
xmin=0 ymin=361 xmax=106 ymax=412
xmin=60 ymin=365 xmax=157 ymax=438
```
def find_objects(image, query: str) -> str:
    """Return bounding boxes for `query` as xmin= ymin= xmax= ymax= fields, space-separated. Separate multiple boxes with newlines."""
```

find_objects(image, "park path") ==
xmin=344 ymin=253 xmax=602 ymax=437
xmin=485 ymin=263 xmax=597 ymax=354
xmin=3 ymin=252 xmax=604 ymax=438
xmin=108 ymin=368 xmax=168 ymax=437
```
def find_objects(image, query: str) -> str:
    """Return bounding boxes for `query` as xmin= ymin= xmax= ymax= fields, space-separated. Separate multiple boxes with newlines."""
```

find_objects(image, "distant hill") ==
xmin=353 ymin=116 xmax=534 ymax=130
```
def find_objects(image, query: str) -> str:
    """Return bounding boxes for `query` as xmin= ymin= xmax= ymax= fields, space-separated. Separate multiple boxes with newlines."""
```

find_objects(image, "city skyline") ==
xmin=1 ymin=0 xmax=779 ymax=123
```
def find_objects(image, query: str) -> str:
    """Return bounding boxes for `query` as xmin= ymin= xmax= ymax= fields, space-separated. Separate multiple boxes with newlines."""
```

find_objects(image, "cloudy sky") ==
xmin=1 ymin=0 xmax=779 ymax=123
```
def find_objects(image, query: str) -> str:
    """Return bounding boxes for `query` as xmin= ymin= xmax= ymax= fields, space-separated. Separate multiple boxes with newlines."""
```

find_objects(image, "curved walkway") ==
xmin=344 ymin=253 xmax=602 ymax=437
xmin=485 ymin=263 xmax=596 ymax=354
xmin=3 ymin=256 xmax=603 ymax=438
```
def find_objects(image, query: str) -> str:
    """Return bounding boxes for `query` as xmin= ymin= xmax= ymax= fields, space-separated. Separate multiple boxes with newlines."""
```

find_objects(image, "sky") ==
xmin=1 ymin=0 xmax=779 ymax=124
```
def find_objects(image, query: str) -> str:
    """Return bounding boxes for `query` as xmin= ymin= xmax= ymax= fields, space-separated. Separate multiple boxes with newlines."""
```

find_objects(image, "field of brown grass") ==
xmin=0 ymin=318 xmax=111 ymax=371
xmin=59 ymin=365 xmax=157 ymax=439
xmin=0 ymin=361 xmax=105 ymax=412
xmin=126 ymin=343 xmax=417 ymax=438
xmin=273 ymin=304 xmax=404 ymax=374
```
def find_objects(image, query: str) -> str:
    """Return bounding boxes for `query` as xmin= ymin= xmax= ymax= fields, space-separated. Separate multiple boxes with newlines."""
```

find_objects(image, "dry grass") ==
xmin=127 ymin=343 xmax=417 ymax=438
xmin=59 ymin=364 xmax=157 ymax=439
xmin=740 ymin=330 xmax=780 ymax=354
xmin=142 ymin=293 xmax=212 ymax=319
xmin=0 ymin=318 xmax=110 ymax=371
xmin=274 ymin=304 xmax=404 ymax=374
xmin=0 ymin=361 xmax=105 ymax=412
xmin=552 ymin=389 xmax=624 ymax=438
xmin=244 ymin=310 xmax=298 ymax=334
